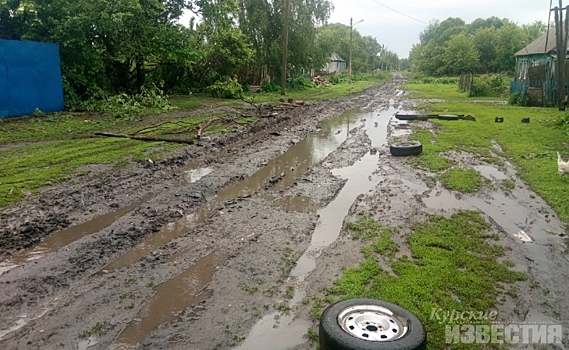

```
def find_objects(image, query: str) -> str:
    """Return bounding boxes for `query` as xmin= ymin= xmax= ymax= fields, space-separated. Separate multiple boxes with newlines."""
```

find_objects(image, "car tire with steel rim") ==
xmin=389 ymin=141 xmax=422 ymax=157
xmin=319 ymin=298 xmax=426 ymax=350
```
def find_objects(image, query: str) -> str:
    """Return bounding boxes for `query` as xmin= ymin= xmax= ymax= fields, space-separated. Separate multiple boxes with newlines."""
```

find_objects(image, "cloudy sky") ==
xmin=329 ymin=0 xmax=552 ymax=58
xmin=179 ymin=0 xmax=552 ymax=59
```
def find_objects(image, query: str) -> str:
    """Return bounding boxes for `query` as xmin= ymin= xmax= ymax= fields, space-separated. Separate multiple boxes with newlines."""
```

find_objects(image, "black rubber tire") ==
xmin=390 ymin=141 xmax=422 ymax=156
xmin=394 ymin=114 xmax=418 ymax=121
xmin=437 ymin=114 xmax=459 ymax=121
xmin=319 ymin=298 xmax=427 ymax=350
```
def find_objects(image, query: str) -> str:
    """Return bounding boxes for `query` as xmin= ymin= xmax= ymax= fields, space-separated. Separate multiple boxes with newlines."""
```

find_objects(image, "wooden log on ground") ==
xmin=94 ymin=132 xmax=195 ymax=144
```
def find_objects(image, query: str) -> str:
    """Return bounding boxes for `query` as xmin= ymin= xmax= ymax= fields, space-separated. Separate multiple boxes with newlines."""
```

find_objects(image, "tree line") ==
xmin=0 ymin=0 xmax=399 ymax=105
xmin=409 ymin=17 xmax=546 ymax=76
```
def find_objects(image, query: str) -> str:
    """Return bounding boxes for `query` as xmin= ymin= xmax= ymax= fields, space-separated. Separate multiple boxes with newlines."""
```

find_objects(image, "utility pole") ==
xmin=349 ymin=17 xmax=363 ymax=84
xmin=349 ymin=18 xmax=353 ymax=84
xmin=553 ymin=0 xmax=569 ymax=110
xmin=280 ymin=0 xmax=291 ymax=96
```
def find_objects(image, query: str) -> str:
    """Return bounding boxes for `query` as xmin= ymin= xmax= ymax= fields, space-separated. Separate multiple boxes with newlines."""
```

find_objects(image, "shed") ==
xmin=324 ymin=53 xmax=346 ymax=74
xmin=512 ymin=30 xmax=569 ymax=106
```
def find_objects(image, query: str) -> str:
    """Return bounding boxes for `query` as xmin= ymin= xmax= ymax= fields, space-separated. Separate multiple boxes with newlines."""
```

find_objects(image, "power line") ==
xmin=368 ymin=0 xmax=428 ymax=25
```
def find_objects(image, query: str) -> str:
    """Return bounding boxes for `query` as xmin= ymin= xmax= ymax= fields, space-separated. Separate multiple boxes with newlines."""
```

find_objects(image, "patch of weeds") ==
xmin=233 ymin=334 xmax=245 ymax=342
xmin=285 ymin=285 xmax=295 ymax=300
xmin=346 ymin=216 xmax=379 ymax=240
xmin=302 ymin=298 xmax=310 ymax=305
xmin=327 ymin=210 xmax=527 ymax=349
xmin=307 ymin=328 xmax=319 ymax=342
xmin=503 ymin=260 xmax=515 ymax=268
xmin=440 ymin=167 xmax=482 ymax=193
xmin=275 ymin=302 xmax=291 ymax=315
xmin=278 ymin=248 xmax=296 ymax=281
xmin=119 ymin=291 xmax=128 ymax=301
xmin=500 ymin=179 xmax=515 ymax=192
xmin=78 ymin=321 xmax=113 ymax=339
xmin=125 ymin=276 xmax=135 ymax=284
xmin=241 ymin=283 xmax=259 ymax=294
xmin=264 ymin=286 xmax=277 ymax=297
xmin=146 ymin=279 xmax=154 ymax=288
xmin=221 ymin=307 xmax=229 ymax=314
xmin=507 ymin=287 xmax=518 ymax=298
xmin=310 ymin=297 xmax=324 ymax=320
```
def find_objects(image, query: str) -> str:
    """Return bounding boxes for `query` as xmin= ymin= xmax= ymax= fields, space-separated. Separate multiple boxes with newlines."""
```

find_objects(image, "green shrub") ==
xmin=80 ymin=82 xmax=175 ymax=119
xmin=470 ymin=74 xmax=508 ymax=98
xmin=258 ymin=81 xmax=280 ymax=93
xmin=205 ymin=77 xmax=243 ymax=99
xmin=287 ymin=76 xmax=315 ymax=90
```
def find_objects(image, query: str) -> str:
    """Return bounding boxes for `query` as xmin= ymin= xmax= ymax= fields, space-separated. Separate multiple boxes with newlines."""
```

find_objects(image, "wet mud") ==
xmin=1 ymin=75 xmax=568 ymax=350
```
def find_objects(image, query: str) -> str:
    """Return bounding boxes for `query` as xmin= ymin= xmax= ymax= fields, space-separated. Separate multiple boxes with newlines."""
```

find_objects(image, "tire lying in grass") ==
xmin=438 ymin=114 xmax=460 ymax=121
xmin=319 ymin=298 xmax=427 ymax=350
xmin=389 ymin=141 xmax=422 ymax=156
xmin=394 ymin=114 xmax=419 ymax=121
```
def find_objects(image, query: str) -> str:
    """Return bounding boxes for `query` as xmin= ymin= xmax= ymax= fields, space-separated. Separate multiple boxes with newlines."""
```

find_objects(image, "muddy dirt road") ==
xmin=1 ymin=75 xmax=569 ymax=350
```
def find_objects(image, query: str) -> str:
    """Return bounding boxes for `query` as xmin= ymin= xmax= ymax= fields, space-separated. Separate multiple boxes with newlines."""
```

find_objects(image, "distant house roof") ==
xmin=515 ymin=30 xmax=560 ymax=56
xmin=331 ymin=53 xmax=345 ymax=62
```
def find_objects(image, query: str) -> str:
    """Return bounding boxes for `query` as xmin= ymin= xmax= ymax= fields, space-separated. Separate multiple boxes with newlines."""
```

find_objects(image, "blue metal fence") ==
xmin=0 ymin=39 xmax=64 ymax=118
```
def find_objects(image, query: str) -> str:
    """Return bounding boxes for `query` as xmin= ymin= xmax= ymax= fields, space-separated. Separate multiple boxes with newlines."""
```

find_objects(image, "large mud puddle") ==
xmin=100 ymin=111 xmax=394 ymax=272
xmin=235 ymin=99 xmax=412 ymax=350
xmin=110 ymin=253 xmax=226 ymax=349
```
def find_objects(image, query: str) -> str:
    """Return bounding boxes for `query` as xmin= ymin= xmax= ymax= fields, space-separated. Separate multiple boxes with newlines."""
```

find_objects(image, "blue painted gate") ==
xmin=0 ymin=39 xmax=64 ymax=118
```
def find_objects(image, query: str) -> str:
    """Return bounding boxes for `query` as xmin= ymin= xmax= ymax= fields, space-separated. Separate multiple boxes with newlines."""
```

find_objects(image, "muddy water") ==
xmin=110 ymin=253 xmax=226 ymax=349
xmin=0 ymin=193 xmax=154 ymax=276
xmin=235 ymin=100 xmax=411 ymax=350
xmin=99 ymin=109 xmax=370 ymax=273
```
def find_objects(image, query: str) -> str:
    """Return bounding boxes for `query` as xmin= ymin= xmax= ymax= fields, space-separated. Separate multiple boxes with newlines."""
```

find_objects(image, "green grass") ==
xmin=402 ymin=80 xmax=569 ymax=223
xmin=328 ymin=211 xmax=526 ymax=350
xmin=347 ymin=216 xmax=398 ymax=258
xmin=0 ymin=112 xmax=126 ymax=144
xmin=0 ymin=137 xmax=162 ymax=207
xmin=440 ymin=168 xmax=482 ymax=193
xmin=168 ymin=74 xmax=389 ymax=108
xmin=404 ymin=83 xmax=470 ymax=100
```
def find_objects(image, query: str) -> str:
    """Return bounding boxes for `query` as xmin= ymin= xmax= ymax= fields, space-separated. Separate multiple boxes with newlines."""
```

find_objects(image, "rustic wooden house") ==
xmin=324 ymin=53 xmax=346 ymax=74
xmin=512 ymin=30 xmax=569 ymax=106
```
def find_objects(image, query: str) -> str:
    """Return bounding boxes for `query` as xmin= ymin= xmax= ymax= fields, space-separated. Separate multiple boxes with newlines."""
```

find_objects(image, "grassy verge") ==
xmin=170 ymin=73 xmax=389 ymax=110
xmin=402 ymin=81 xmax=569 ymax=224
xmin=313 ymin=212 xmax=525 ymax=349
xmin=0 ymin=138 xmax=165 ymax=206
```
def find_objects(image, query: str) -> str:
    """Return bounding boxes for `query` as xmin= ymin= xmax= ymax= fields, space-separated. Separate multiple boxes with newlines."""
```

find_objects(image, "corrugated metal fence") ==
xmin=0 ymin=39 xmax=64 ymax=118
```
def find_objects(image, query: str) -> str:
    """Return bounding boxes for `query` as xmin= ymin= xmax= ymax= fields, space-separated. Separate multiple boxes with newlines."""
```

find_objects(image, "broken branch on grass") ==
xmin=94 ymin=132 xmax=195 ymax=144
xmin=197 ymin=118 xmax=221 ymax=139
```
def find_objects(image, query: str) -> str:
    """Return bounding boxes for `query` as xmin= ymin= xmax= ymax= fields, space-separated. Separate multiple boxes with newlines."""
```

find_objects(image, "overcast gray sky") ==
xmin=330 ymin=0 xmax=552 ymax=58
xmin=179 ymin=0 xmax=552 ymax=59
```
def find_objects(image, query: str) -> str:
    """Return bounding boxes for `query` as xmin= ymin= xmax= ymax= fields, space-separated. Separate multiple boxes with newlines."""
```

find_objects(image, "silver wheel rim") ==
xmin=337 ymin=304 xmax=408 ymax=341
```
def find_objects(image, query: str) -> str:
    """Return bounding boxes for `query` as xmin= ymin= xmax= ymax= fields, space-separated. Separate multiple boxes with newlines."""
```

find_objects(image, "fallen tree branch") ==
xmin=94 ymin=132 xmax=195 ymax=144
xmin=197 ymin=118 xmax=222 ymax=139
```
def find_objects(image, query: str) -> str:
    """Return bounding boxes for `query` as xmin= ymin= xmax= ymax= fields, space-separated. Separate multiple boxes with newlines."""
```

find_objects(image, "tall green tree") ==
xmin=236 ymin=0 xmax=333 ymax=79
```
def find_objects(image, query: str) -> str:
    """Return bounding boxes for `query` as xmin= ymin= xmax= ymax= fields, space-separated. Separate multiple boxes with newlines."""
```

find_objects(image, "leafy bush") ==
xmin=287 ymin=76 xmax=315 ymax=90
xmin=205 ymin=77 xmax=243 ymax=99
xmin=258 ymin=81 xmax=280 ymax=93
xmin=421 ymin=77 xmax=458 ymax=84
xmin=329 ymin=74 xmax=348 ymax=84
xmin=508 ymin=91 xmax=527 ymax=106
xmin=81 ymin=83 xmax=176 ymax=119
xmin=470 ymin=74 xmax=508 ymax=97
